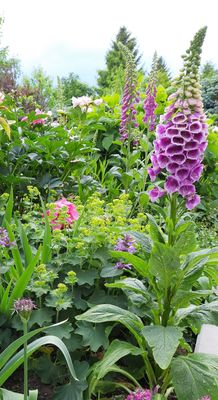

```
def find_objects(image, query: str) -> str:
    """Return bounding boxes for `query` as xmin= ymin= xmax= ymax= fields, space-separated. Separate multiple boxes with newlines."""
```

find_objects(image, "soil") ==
xmin=4 ymin=368 xmax=54 ymax=400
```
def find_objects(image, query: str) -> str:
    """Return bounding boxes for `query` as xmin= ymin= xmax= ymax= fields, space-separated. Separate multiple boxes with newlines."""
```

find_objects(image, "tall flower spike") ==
xmin=143 ymin=51 xmax=158 ymax=131
xmin=119 ymin=43 xmax=139 ymax=142
xmin=148 ymin=27 xmax=208 ymax=210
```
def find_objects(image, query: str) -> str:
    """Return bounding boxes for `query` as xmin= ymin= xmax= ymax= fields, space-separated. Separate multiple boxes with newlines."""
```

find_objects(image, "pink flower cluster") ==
xmin=126 ymin=388 xmax=154 ymax=400
xmin=72 ymin=96 xmax=103 ymax=112
xmin=47 ymin=198 xmax=79 ymax=230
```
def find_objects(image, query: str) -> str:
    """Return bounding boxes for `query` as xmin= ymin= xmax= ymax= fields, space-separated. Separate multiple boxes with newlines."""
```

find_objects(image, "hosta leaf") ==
xmin=75 ymin=321 xmax=109 ymax=351
xmin=171 ymin=353 xmax=218 ymax=400
xmin=142 ymin=325 xmax=182 ymax=369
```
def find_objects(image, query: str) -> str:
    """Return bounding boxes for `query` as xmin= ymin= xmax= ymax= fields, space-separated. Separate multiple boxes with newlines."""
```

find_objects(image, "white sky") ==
xmin=1 ymin=0 xmax=218 ymax=85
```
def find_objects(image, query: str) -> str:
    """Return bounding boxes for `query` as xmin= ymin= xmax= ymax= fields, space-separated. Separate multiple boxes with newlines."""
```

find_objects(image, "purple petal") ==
xmin=199 ymin=141 xmax=207 ymax=152
xmin=156 ymin=124 xmax=166 ymax=136
xmin=157 ymin=154 xmax=169 ymax=168
xmin=166 ymin=144 xmax=183 ymax=156
xmin=189 ymin=121 xmax=202 ymax=133
xmin=184 ymin=141 xmax=199 ymax=150
xmin=186 ymin=194 xmax=201 ymax=210
xmin=180 ymin=130 xmax=193 ymax=141
xmin=190 ymin=164 xmax=203 ymax=181
xmin=148 ymin=167 xmax=157 ymax=182
xmin=166 ymin=127 xmax=180 ymax=137
xmin=183 ymin=158 xmax=198 ymax=168
xmin=159 ymin=137 xmax=171 ymax=148
xmin=148 ymin=187 xmax=165 ymax=202
xmin=193 ymin=132 xmax=204 ymax=142
xmin=166 ymin=162 xmax=179 ymax=173
xmin=176 ymin=168 xmax=190 ymax=181
xmin=165 ymin=176 xmax=179 ymax=193
xmin=179 ymin=182 xmax=195 ymax=196
xmin=172 ymin=113 xmax=187 ymax=124
xmin=170 ymin=154 xmax=186 ymax=164
xmin=187 ymin=149 xmax=200 ymax=159
xmin=171 ymin=136 xmax=185 ymax=145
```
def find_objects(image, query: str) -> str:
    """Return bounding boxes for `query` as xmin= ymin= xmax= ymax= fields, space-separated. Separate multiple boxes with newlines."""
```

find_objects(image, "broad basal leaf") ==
xmin=174 ymin=221 xmax=197 ymax=255
xmin=76 ymin=304 xmax=144 ymax=343
xmin=175 ymin=300 xmax=218 ymax=332
xmin=142 ymin=325 xmax=182 ymax=369
xmin=149 ymin=242 xmax=180 ymax=290
xmin=172 ymin=353 xmax=218 ymax=400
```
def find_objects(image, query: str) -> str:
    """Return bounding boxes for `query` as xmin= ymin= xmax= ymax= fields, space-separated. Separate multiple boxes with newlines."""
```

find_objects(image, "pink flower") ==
xmin=93 ymin=98 xmax=103 ymax=106
xmin=47 ymin=198 xmax=79 ymax=230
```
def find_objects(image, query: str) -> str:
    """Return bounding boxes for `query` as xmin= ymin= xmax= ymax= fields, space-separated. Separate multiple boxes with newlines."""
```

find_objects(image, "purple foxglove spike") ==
xmin=147 ymin=28 xmax=207 ymax=209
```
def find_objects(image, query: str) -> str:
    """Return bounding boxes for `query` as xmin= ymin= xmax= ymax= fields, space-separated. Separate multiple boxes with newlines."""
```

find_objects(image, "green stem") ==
xmin=23 ymin=319 xmax=28 ymax=400
xmin=168 ymin=194 xmax=177 ymax=246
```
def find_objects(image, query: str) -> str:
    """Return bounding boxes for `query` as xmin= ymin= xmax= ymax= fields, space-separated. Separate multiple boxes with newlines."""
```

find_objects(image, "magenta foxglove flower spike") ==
xmin=119 ymin=43 xmax=139 ymax=142
xmin=148 ymin=27 xmax=208 ymax=210
xmin=143 ymin=52 xmax=158 ymax=131
xmin=125 ymin=387 xmax=157 ymax=400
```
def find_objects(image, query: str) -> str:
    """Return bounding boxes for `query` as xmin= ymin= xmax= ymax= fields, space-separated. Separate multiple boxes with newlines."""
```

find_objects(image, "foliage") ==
xmin=61 ymin=73 xmax=95 ymax=106
xmin=201 ymin=74 xmax=218 ymax=114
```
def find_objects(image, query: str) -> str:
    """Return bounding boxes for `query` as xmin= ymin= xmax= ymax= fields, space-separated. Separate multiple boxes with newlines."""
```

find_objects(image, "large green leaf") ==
xmin=88 ymin=339 xmax=142 ymax=397
xmin=174 ymin=221 xmax=197 ymax=255
xmin=110 ymin=251 xmax=149 ymax=277
xmin=76 ymin=304 xmax=144 ymax=343
xmin=171 ymin=353 xmax=218 ymax=400
xmin=149 ymin=242 xmax=180 ymax=291
xmin=106 ymin=278 xmax=148 ymax=298
xmin=142 ymin=325 xmax=182 ymax=369
xmin=176 ymin=300 xmax=218 ymax=332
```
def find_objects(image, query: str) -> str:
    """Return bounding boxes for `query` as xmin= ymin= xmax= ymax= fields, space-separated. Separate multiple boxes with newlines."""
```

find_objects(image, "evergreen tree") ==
xmin=97 ymin=26 xmax=142 ymax=91
xmin=156 ymin=56 xmax=171 ymax=87
xmin=201 ymin=61 xmax=218 ymax=80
